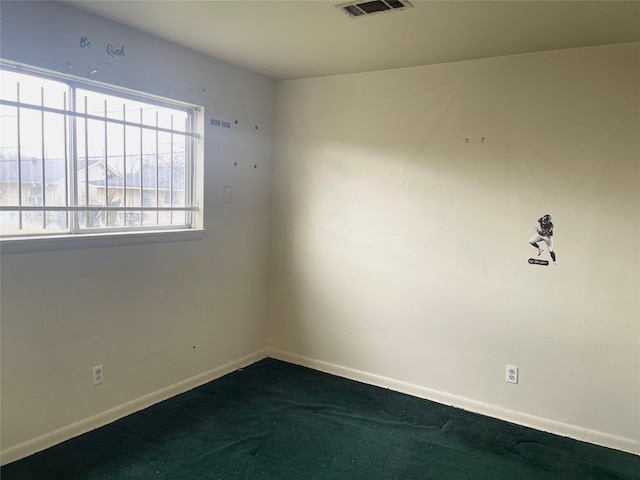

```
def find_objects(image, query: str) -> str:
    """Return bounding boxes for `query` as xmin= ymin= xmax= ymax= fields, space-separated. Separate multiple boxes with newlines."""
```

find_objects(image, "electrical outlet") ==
xmin=92 ymin=365 xmax=104 ymax=386
xmin=506 ymin=365 xmax=518 ymax=384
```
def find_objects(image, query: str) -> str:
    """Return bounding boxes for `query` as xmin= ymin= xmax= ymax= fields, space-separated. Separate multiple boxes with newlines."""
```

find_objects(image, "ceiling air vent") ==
xmin=337 ymin=0 xmax=412 ymax=18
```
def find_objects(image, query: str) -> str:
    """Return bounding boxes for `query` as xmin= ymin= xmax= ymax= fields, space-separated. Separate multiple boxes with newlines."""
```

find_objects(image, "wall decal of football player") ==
xmin=529 ymin=214 xmax=557 ymax=265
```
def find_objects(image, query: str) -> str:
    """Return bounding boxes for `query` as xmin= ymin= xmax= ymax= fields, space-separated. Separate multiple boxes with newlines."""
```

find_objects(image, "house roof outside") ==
xmin=103 ymin=164 xmax=185 ymax=190
xmin=0 ymin=157 xmax=66 ymax=184
xmin=0 ymin=156 xmax=183 ymax=190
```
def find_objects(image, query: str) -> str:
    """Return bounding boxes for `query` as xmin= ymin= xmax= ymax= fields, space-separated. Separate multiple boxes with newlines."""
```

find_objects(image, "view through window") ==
xmin=0 ymin=62 xmax=202 ymax=239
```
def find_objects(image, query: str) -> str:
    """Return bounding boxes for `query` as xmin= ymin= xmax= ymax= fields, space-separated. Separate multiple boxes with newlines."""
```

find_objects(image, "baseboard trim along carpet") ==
xmin=267 ymin=349 xmax=639 ymax=456
xmin=0 ymin=349 xmax=268 ymax=466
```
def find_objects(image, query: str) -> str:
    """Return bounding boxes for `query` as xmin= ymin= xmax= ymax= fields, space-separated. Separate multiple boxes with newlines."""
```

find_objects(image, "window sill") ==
xmin=0 ymin=229 xmax=206 ymax=255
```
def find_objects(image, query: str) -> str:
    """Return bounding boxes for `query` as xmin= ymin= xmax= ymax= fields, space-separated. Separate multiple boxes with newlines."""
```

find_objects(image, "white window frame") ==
xmin=0 ymin=61 xmax=205 ymax=254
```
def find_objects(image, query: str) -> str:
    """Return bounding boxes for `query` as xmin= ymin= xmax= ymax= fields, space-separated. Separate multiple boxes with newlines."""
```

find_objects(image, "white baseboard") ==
xmin=0 ymin=349 xmax=268 ymax=466
xmin=268 ymin=349 xmax=640 ymax=456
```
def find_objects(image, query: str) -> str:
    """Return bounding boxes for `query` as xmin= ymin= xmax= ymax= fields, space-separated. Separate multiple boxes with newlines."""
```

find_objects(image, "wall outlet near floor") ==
xmin=506 ymin=365 xmax=518 ymax=384
xmin=92 ymin=365 xmax=104 ymax=385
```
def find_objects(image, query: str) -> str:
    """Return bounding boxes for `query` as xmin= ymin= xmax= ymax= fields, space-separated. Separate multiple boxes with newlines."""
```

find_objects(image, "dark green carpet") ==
xmin=2 ymin=358 xmax=639 ymax=479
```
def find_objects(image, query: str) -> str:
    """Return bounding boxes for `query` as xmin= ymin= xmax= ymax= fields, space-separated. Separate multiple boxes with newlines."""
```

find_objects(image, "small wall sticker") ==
xmin=211 ymin=119 xmax=232 ymax=129
xmin=528 ymin=214 xmax=557 ymax=266
xmin=106 ymin=43 xmax=125 ymax=57
xmin=78 ymin=37 xmax=125 ymax=58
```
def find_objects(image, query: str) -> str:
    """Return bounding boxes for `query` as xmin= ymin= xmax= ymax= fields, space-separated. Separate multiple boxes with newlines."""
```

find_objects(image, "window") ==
xmin=0 ymin=61 xmax=203 ymax=243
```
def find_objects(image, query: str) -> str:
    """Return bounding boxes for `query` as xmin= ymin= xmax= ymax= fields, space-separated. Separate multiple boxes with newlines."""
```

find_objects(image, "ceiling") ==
xmin=63 ymin=0 xmax=640 ymax=81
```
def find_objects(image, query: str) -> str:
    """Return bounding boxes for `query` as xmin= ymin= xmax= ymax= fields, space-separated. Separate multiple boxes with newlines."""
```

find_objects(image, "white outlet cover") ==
xmin=92 ymin=364 xmax=104 ymax=385
xmin=506 ymin=365 xmax=518 ymax=384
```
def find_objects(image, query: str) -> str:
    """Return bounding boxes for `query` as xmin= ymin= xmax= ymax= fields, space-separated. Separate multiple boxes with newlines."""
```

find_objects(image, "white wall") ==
xmin=269 ymin=43 xmax=640 ymax=454
xmin=0 ymin=1 xmax=274 ymax=463
xmin=1 ymin=0 xmax=638 ymax=463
